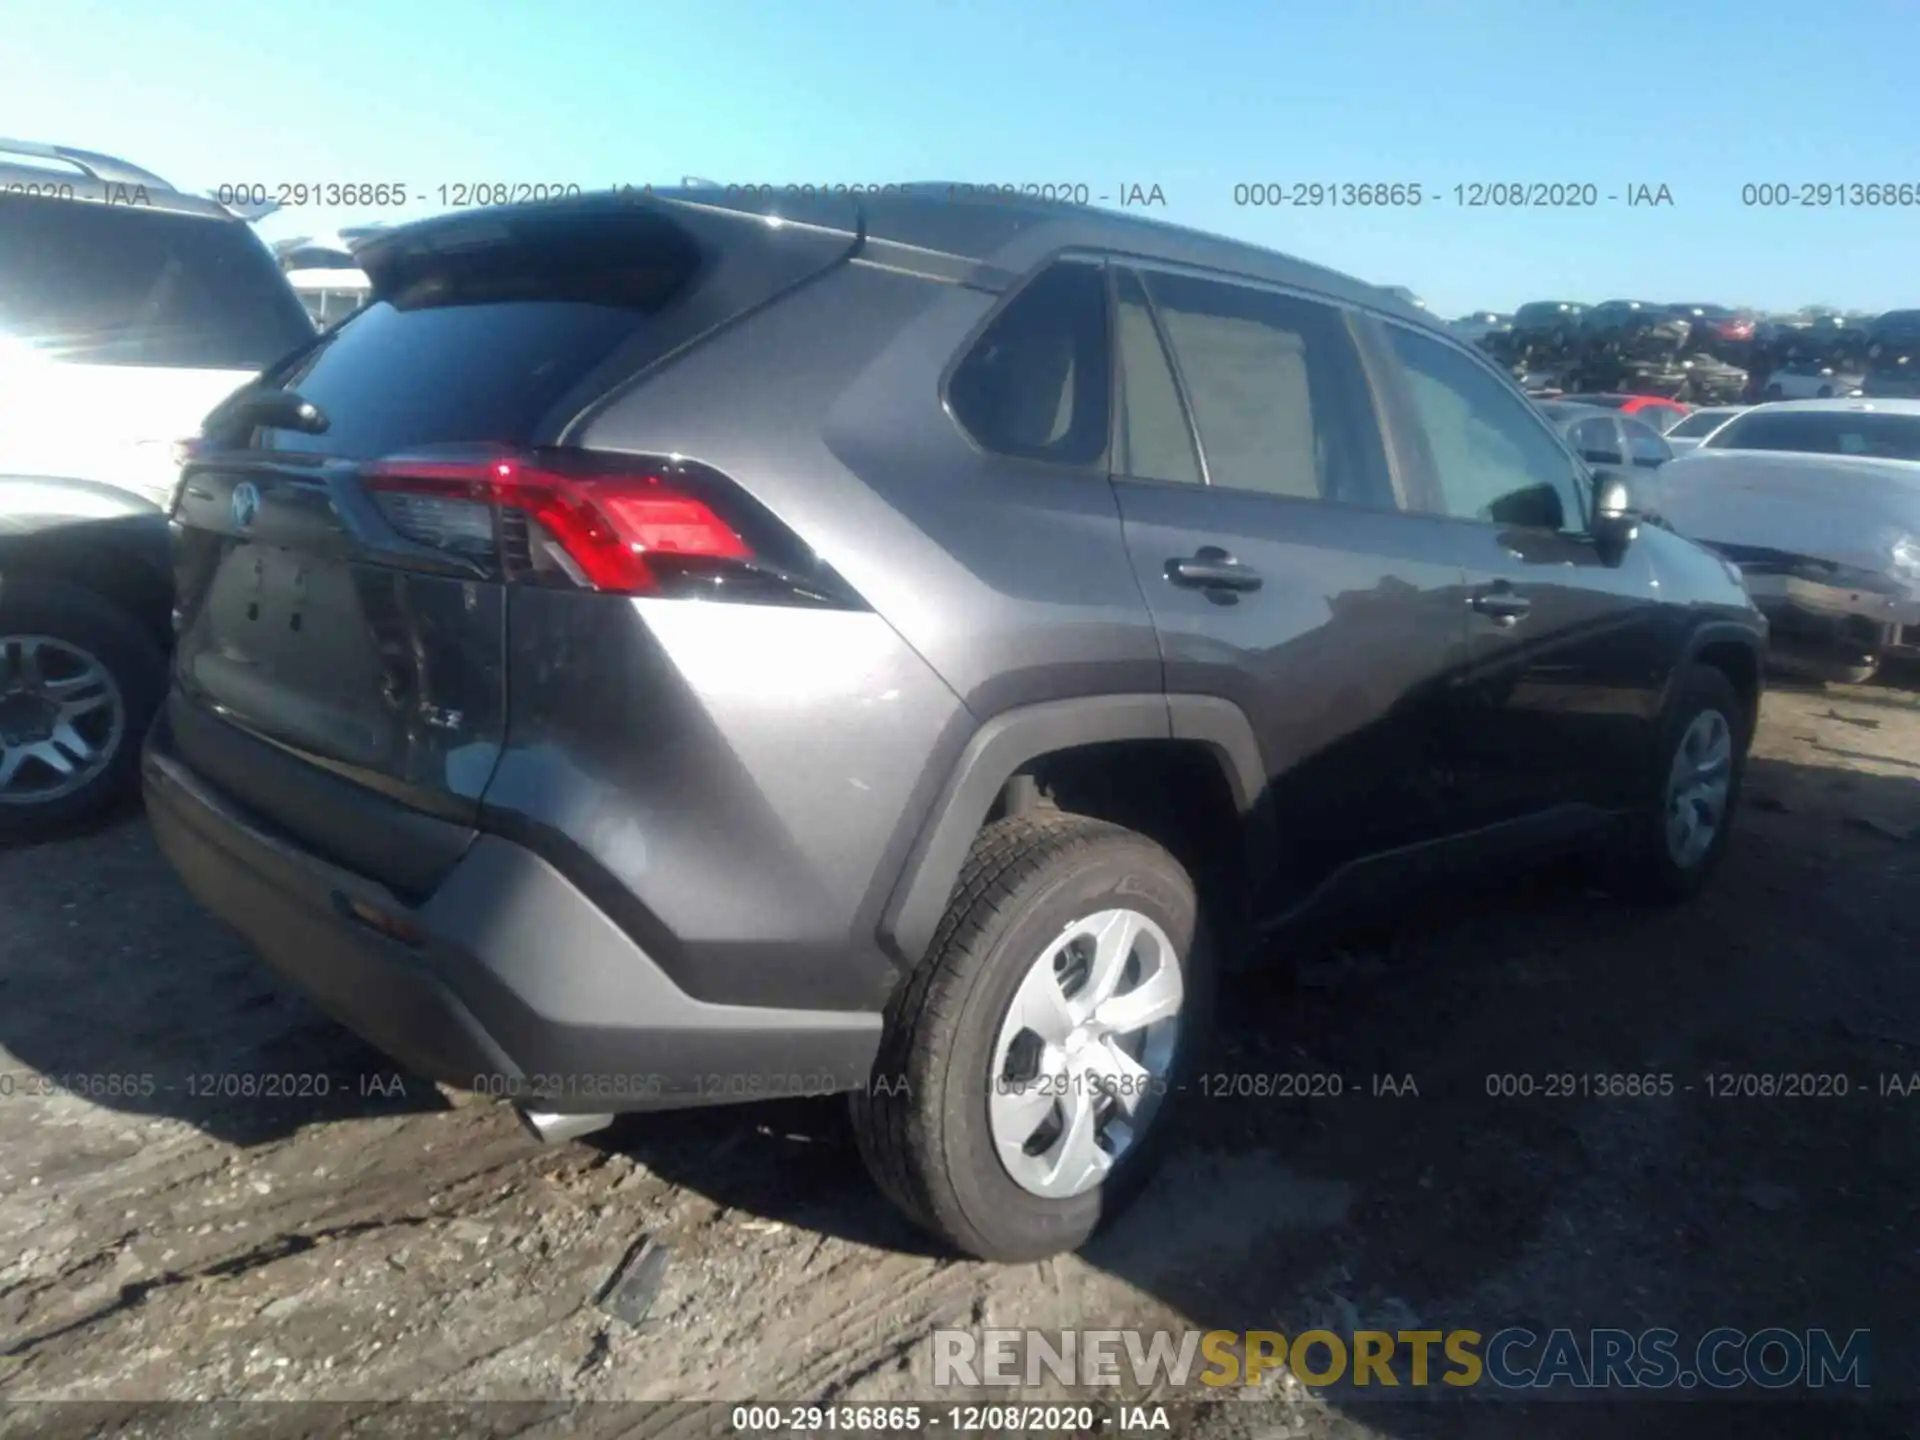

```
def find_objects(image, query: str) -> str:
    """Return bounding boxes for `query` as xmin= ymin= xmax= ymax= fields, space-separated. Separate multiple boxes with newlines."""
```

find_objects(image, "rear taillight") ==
xmin=361 ymin=450 xmax=860 ymax=608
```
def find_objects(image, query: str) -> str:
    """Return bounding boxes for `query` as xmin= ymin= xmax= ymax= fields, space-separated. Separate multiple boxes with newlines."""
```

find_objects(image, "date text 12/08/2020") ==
xmin=0 ymin=1070 xmax=412 ymax=1101
xmin=689 ymin=182 xmax=1167 ymax=207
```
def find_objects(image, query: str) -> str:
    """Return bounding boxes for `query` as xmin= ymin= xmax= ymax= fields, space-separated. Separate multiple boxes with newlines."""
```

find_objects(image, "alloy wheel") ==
xmin=1665 ymin=708 xmax=1733 ymax=869
xmin=0 ymin=635 xmax=127 ymax=804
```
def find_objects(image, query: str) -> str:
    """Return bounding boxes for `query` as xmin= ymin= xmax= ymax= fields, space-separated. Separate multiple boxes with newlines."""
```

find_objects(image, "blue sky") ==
xmin=7 ymin=0 xmax=1916 ymax=316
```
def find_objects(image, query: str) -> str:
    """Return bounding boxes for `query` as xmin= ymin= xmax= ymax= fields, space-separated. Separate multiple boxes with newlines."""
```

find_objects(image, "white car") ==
xmin=1 ymin=139 xmax=315 ymax=831
xmin=1652 ymin=399 xmax=1920 ymax=681
xmin=1 ymin=142 xmax=316 ymax=509
xmin=1761 ymin=360 xmax=1864 ymax=401
xmin=1662 ymin=404 xmax=1748 ymax=455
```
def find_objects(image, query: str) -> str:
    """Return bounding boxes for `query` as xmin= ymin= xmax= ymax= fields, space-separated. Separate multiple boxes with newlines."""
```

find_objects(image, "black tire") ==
xmin=852 ymin=812 xmax=1213 ymax=1262
xmin=1764 ymin=384 xmax=1784 ymax=400
xmin=0 ymin=578 xmax=165 ymax=840
xmin=1605 ymin=664 xmax=1750 ymax=904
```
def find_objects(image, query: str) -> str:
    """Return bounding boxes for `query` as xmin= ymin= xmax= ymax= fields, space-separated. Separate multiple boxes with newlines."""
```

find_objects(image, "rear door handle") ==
xmin=1469 ymin=584 xmax=1532 ymax=622
xmin=1167 ymin=548 xmax=1263 ymax=593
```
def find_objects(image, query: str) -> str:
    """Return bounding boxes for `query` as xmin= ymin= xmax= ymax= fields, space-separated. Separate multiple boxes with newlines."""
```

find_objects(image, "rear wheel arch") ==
xmin=0 ymin=524 xmax=175 ymax=653
xmin=879 ymin=694 xmax=1272 ymax=969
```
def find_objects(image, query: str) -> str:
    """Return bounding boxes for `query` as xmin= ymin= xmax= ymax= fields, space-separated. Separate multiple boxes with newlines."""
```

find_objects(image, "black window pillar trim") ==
xmin=1118 ymin=262 xmax=1214 ymax=487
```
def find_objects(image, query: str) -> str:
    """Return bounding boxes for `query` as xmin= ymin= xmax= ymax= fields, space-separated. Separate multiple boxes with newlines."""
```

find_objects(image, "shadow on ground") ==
xmin=584 ymin=753 xmax=1920 ymax=1432
xmin=0 ymin=812 xmax=448 ymax=1146
xmin=3 ymin=729 xmax=1916 ymax=1432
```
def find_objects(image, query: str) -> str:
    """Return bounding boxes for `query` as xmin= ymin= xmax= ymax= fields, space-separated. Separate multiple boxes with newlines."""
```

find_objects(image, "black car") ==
xmin=1509 ymin=300 xmax=1587 ymax=363
xmin=1665 ymin=304 xmax=1755 ymax=365
xmin=1582 ymin=301 xmax=1692 ymax=354
xmin=1744 ymin=320 xmax=1849 ymax=400
xmin=1863 ymin=310 xmax=1920 ymax=399
xmin=1677 ymin=352 xmax=1750 ymax=405
xmin=1572 ymin=302 xmax=1692 ymax=396
xmin=1449 ymin=311 xmax=1514 ymax=361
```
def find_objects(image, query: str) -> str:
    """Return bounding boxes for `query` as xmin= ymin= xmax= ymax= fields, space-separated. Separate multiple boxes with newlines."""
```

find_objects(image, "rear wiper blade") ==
xmin=219 ymin=386 xmax=331 ymax=436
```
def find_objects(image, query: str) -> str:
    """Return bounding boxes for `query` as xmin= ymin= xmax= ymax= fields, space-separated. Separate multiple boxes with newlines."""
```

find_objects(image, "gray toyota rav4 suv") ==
xmin=143 ymin=186 xmax=1766 ymax=1261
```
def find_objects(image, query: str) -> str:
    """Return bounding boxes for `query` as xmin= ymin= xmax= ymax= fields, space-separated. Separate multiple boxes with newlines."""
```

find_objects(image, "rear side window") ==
xmin=262 ymin=206 xmax=709 ymax=459
xmin=1112 ymin=269 xmax=1201 ymax=484
xmin=1138 ymin=270 xmax=1392 ymax=506
xmin=948 ymin=261 xmax=1109 ymax=466
xmin=0 ymin=195 xmax=315 ymax=369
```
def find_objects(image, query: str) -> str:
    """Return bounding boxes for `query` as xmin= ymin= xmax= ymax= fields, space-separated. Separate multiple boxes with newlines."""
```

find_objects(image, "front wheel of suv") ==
xmin=853 ymin=813 xmax=1212 ymax=1261
xmin=0 ymin=579 xmax=164 ymax=840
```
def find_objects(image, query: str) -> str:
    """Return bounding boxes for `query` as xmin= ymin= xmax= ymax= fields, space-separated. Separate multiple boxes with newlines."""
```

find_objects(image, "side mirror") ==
xmin=1590 ymin=470 xmax=1639 ymax=563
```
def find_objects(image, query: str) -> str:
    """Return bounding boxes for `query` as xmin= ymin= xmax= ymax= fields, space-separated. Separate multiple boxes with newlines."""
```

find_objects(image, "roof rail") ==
xmin=0 ymin=138 xmax=172 ymax=190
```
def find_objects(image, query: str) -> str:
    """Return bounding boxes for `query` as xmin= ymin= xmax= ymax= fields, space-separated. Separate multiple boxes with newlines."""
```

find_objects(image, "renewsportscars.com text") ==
xmin=934 ymin=1326 xmax=1870 ymax=1392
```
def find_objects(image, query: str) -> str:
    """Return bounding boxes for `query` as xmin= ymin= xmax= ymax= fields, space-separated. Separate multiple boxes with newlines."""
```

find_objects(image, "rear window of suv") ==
xmin=1704 ymin=409 xmax=1920 ymax=461
xmin=0 ymin=195 xmax=315 ymax=369
xmin=260 ymin=205 xmax=712 ymax=459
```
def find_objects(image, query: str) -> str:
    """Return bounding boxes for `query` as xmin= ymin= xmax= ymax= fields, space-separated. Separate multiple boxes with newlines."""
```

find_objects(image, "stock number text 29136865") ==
xmin=1234 ymin=182 xmax=1424 ymax=207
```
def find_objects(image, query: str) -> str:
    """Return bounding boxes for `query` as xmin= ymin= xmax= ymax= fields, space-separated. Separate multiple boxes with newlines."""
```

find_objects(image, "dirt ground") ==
xmin=3 ymin=680 xmax=1919 ymax=1438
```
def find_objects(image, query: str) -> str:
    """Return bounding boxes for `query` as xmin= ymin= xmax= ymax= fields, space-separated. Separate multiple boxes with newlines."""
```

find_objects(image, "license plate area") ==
xmin=183 ymin=542 xmax=393 ymax=764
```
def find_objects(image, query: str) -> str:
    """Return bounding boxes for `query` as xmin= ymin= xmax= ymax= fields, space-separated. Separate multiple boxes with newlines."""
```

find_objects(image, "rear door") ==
xmin=1364 ymin=317 xmax=1670 ymax=827
xmin=166 ymin=197 xmax=860 ymax=886
xmin=1103 ymin=264 xmax=1476 ymax=905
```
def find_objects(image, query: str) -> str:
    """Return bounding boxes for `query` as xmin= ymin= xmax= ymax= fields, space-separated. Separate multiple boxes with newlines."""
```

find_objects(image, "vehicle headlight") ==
xmin=1892 ymin=535 xmax=1920 ymax=582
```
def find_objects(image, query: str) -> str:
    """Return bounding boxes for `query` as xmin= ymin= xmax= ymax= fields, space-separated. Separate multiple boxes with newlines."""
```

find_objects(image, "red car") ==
xmin=1557 ymin=392 xmax=1693 ymax=433
xmin=1670 ymin=303 xmax=1756 ymax=346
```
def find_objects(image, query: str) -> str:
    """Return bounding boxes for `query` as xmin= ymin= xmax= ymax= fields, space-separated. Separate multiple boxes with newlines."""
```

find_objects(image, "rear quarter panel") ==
xmin=493 ymin=261 xmax=1158 ymax=1010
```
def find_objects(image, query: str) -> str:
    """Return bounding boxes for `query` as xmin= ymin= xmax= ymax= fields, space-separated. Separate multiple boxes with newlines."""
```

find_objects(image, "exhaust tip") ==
xmin=516 ymin=1107 xmax=616 ymax=1145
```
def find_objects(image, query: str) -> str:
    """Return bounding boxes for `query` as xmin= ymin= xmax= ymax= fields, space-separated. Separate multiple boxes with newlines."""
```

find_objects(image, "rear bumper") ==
xmin=142 ymin=725 xmax=883 ymax=1113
